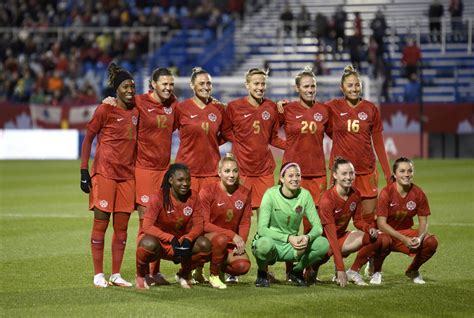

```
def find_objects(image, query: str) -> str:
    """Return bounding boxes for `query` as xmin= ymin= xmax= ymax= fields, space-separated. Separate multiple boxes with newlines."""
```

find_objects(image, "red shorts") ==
xmin=190 ymin=176 xmax=220 ymax=194
xmin=240 ymin=174 xmax=275 ymax=209
xmin=301 ymin=176 xmax=327 ymax=206
xmin=390 ymin=228 xmax=419 ymax=257
xmin=135 ymin=167 xmax=167 ymax=207
xmin=89 ymin=174 xmax=135 ymax=213
xmin=353 ymin=170 xmax=379 ymax=198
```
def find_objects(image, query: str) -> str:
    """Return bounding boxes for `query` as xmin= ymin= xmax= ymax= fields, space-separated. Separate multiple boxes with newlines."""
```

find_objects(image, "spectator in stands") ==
xmin=428 ymin=0 xmax=444 ymax=43
xmin=404 ymin=73 xmax=421 ymax=103
xmin=368 ymin=36 xmax=384 ymax=78
xmin=348 ymin=35 xmax=363 ymax=72
xmin=401 ymin=37 xmax=422 ymax=79
xmin=296 ymin=5 xmax=311 ymax=38
xmin=449 ymin=0 xmax=464 ymax=42
xmin=314 ymin=13 xmax=330 ymax=52
xmin=280 ymin=4 xmax=294 ymax=37
xmin=370 ymin=7 xmax=387 ymax=53
xmin=332 ymin=5 xmax=347 ymax=53
xmin=353 ymin=12 xmax=363 ymax=39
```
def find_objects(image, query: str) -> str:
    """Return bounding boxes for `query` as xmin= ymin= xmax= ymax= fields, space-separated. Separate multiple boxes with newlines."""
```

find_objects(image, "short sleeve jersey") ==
xmin=135 ymin=92 xmax=177 ymax=170
xmin=326 ymin=98 xmax=383 ymax=174
xmin=281 ymin=101 xmax=329 ymax=177
xmin=87 ymin=103 xmax=138 ymax=180
xmin=225 ymin=97 xmax=282 ymax=176
xmin=377 ymin=182 xmax=431 ymax=230
xmin=175 ymin=98 xmax=226 ymax=176
xmin=142 ymin=191 xmax=204 ymax=242
xmin=199 ymin=181 xmax=252 ymax=241
xmin=257 ymin=186 xmax=323 ymax=243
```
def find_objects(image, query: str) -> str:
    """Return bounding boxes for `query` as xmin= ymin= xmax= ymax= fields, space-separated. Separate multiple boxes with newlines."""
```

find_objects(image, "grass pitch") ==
xmin=1 ymin=159 xmax=473 ymax=317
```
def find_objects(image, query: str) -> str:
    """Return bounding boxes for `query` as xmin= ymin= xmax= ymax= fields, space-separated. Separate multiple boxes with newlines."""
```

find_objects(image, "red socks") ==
xmin=91 ymin=218 xmax=109 ymax=274
xmin=406 ymin=235 xmax=438 ymax=272
xmin=136 ymin=246 xmax=156 ymax=277
xmin=210 ymin=234 xmax=228 ymax=275
xmin=111 ymin=213 xmax=130 ymax=274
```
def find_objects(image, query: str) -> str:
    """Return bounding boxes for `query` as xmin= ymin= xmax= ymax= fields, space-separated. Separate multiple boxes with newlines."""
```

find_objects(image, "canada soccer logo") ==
xmin=349 ymin=202 xmax=357 ymax=212
xmin=313 ymin=112 xmax=323 ymax=122
xmin=208 ymin=113 xmax=217 ymax=122
xmin=132 ymin=115 xmax=138 ymax=125
xmin=261 ymin=111 xmax=271 ymax=120
xmin=406 ymin=201 xmax=417 ymax=211
xmin=164 ymin=107 xmax=172 ymax=114
xmin=140 ymin=195 xmax=149 ymax=203
xmin=99 ymin=200 xmax=108 ymax=208
xmin=183 ymin=206 xmax=193 ymax=216
xmin=358 ymin=112 xmax=368 ymax=121
xmin=235 ymin=200 xmax=244 ymax=209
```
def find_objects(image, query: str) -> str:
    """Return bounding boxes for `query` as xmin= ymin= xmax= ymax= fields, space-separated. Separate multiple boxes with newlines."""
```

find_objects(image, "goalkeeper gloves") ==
xmin=80 ymin=169 xmax=92 ymax=193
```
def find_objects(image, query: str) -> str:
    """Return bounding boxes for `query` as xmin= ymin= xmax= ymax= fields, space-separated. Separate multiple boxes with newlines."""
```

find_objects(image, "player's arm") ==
xmin=269 ymin=117 xmax=286 ymax=150
xmin=237 ymin=194 xmax=253 ymax=242
xmin=142 ymin=197 xmax=175 ymax=242
xmin=318 ymin=196 xmax=345 ymax=272
xmin=304 ymin=194 xmax=323 ymax=241
xmin=257 ymin=191 xmax=289 ymax=243
xmin=219 ymin=106 xmax=234 ymax=142
xmin=371 ymin=108 xmax=391 ymax=184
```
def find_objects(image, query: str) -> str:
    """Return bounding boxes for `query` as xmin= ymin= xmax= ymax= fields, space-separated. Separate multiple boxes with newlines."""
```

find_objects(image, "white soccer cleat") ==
xmin=406 ymin=270 xmax=426 ymax=284
xmin=93 ymin=273 xmax=108 ymax=288
xmin=109 ymin=273 xmax=132 ymax=287
xmin=225 ymin=274 xmax=239 ymax=283
xmin=370 ymin=272 xmax=383 ymax=285
xmin=346 ymin=269 xmax=368 ymax=286
xmin=209 ymin=274 xmax=227 ymax=289
xmin=175 ymin=273 xmax=192 ymax=289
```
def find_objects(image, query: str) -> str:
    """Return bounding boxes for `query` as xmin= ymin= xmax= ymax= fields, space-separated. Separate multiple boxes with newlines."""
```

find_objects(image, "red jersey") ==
xmin=142 ymin=191 xmax=203 ymax=243
xmin=377 ymin=182 xmax=430 ymax=231
xmin=326 ymin=98 xmax=383 ymax=174
xmin=224 ymin=97 xmax=286 ymax=176
xmin=199 ymin=181 xmax=252 ymax=242
xmin=83 ymin=103 xmax=138 ymax=180
xmin=280 ymin=101 xmax=329 ymax=177
xmin=135 ymin=92 xmax=177 ymax=170
xmin=175 ymin=98 xmax=227 ymax=177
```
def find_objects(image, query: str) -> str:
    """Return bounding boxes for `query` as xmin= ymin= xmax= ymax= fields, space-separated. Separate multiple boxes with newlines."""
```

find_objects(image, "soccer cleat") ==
xmin=209 ymin=274 xmax=227 ymax=289
xmin=267 ymin=271 xmax=280 ymax=284
xmin=346 ymin=269 xmax=368 ymax=286
xmin=191 ymin=267 xmax=208 ymax=284
xmin=109 ymin=273 xmax=133 ymax=287
xmin=406 ymin=270 xmax=426 ymax=284
xmin=175 ymin=273 xmax=192 ymax=289
xmin=363 ymin=260 xmax=374 ymax=278
xmin=93 ymin=273 xmax=108 ymax=288
xmin=369 ymin=272 xmax=383 ymax=285
xmin=225 ymin=274 xmax=239 ymax=283
xmin=255 ymin=270 xmax=270 ymax=288
xmin=304 ymin=269 xmax=320 ymax=285
xmin=146 ymin=272 xmax=171 ymax=286
xmin=135 ymin=276 xmax=150 ymax=290
xmin=287 ymin=270 xmax=308 ymax=287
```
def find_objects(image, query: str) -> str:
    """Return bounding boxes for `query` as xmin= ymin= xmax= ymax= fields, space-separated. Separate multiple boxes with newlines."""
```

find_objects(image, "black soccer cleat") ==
xmin=255 ymin=270 xmax=270 ymax=288
xmin=287 ymin=270 xmax=308 ymax=287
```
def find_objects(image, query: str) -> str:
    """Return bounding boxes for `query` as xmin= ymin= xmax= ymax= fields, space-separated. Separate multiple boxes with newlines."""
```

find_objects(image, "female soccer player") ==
xmin=80 ymin=63 xmax=138 ymax=288
xmin=175 ymin=67 xmax=230 ymax=194
xmin=313 ymin=157 xmax=391 ymax=287
xmin=223 ymin=68 xmax=286 ymax=210
xmin=252 ymin=162 xmax=329 ymax=287
xmin=198 ymin=153 xmax=252 ymax=289
xmin=135 ymin=163 xmax=211 ymax=289
xmin=376 ymin=157 xmax=438 ymax=284
xmin=326 ymin=65 xmax=391 ymax=222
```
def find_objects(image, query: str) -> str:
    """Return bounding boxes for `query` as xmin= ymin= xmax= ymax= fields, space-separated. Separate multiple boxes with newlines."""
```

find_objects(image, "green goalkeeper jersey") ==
xmin=257 ymin=186 xmax=323 ymax=243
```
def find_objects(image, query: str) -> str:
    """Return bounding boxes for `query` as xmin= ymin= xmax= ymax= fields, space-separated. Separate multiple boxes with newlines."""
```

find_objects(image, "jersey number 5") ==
xmin=252 ymin=120 xmax=260 ymax=134
xmin=201 ymin=122 xmax=209 ymax=134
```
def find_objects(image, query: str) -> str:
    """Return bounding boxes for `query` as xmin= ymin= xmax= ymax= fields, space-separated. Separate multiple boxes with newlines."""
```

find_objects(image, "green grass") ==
xmin=1 ymin=160 xmax=474 ymax=317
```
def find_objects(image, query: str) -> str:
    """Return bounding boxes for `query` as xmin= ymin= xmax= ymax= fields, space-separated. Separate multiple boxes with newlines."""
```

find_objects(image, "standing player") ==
xmin=313 ymin=157 xmax=391 ymax=286
xmin=175 ymin=67 xmax=230 ymax=194
xmin=80 ymin=63 xmax=138 ymax=288
xmin=199 ymin=153 xmax=252 ymax=289
xmin=223 ymin=68 xmax=286 ymax=211
xmin=376 ymin=157 xmax=438 ymax=284
xmin=135 ymin=164 xmax=211 ymax=289
xmin=252 ymin=162 xmax=329 ymax=287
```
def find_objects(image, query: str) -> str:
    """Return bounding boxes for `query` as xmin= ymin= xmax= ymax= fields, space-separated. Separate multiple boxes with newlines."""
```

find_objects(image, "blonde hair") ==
xmin=341 ymin=64 xmax=361 ymax=86
xmin=295 ymin=65 xmax=316 ymax=86
xmin=245 ymin=67 xmax=268 ymax=83
xmin=218 ymin=152 xmax=239 ymax=171
xmin=190 ymin=66 xmax=209 ymax=84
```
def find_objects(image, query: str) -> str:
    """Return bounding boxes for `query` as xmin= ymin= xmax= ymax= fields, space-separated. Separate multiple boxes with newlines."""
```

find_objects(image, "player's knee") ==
xmin=113 ymin=213 xmax=130 ymax=232
xmin=138 ymin=234 xmax=160 ymax=252
xmin=211 ymin=233 xmax=228 ymax=250
xmin=311 ymin=236 xmax=329 ymax=254
xmin=195 ymin=236 xmax=212 ymax=253
xmin=226 ymin=259 xmax=251 ymax=276
xmin=423 ymin=235 xmax=438 ymax=252
xmin=254 ymin=236 xmax=275 ymax=256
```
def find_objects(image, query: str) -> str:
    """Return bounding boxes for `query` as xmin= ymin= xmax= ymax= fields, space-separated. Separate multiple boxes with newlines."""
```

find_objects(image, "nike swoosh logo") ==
xmin=244 ymin=114 xmax=251 ymax=118
xmin=217 ymin=202 xmax=225 ymax=206
xmin=335 ymin=209 xmax=342 ymax=213
xmin=340 ymin=112 xmax=348 ymax=116
xmin=147 ymin=108 xmax=154 ymax=112
xmin=117 ymin=118 xmax=124 ymax=121
xmin=190 ymin=114 xmax=198 ymax=118
xmin=390 ymin=203 xmax=397 ymax=207
xmin=92 ymin=240 xmax=101 ymax=244
xmin=296 ymin=115 xmax=303 ymax=119
xmin=81 ymin=180 xmax=88 ymax=184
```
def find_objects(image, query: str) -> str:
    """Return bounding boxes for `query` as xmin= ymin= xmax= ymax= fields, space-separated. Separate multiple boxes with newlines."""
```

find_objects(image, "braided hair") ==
xmin=161 ymin=163 xmax=191 ymax=211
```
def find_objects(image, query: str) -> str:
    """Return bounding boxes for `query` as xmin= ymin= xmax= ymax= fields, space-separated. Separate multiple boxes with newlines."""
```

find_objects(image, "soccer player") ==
xmin=326 ymin=65 xmax=391 ymax=222
xmin=252 ymin=162 xmax=329 ymax=287
xmin=198 ymin=153 xmax=252 ymax=289
xmin=80 ymin=63 xmax=138 ymax=288
xmin=175 ymin=67 xmax=230 ymax=194
xmin=313 ymin=157 xmax=391 ymax=287
xmin=376 ymin=157 xmax=438 ymax=284
xmin=223 ymin=68 xmax=286 ymax=211
xmin=135 ymin=164 xmax=211 ymax=289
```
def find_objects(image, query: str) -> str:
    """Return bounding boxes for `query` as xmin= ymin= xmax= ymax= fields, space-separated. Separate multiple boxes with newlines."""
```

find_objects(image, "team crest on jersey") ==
xmin=406 ymin=201 xmax=416 ymax=211
xmin=313 ymin=112 xmax=323 ymax=122
xmin=358 ymin=112 xmax=368 ymax=121
xmin=183 ymin=206 xmax=193 ymax=216
xmin=140 ymin=195 xmax=149 ymax=203
xmin=349 ymin=202 xmax=357 ymax=212
xmin=208 ymin=113 xmax=217 ymax=122
xmin=295 ymin=205 xmax=303 ymax=214
xmin=132 ymin=116 xmax=138 ymax=125
xmin=235 ymin=200 xmax=244 ymax=210
xmin=164 ymin=107 xmax=172 ymax=114
xmin=99 ymin=200 xmax=108 ymax=208
xmin=261 ymin=111 xmax=271 ymax=120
